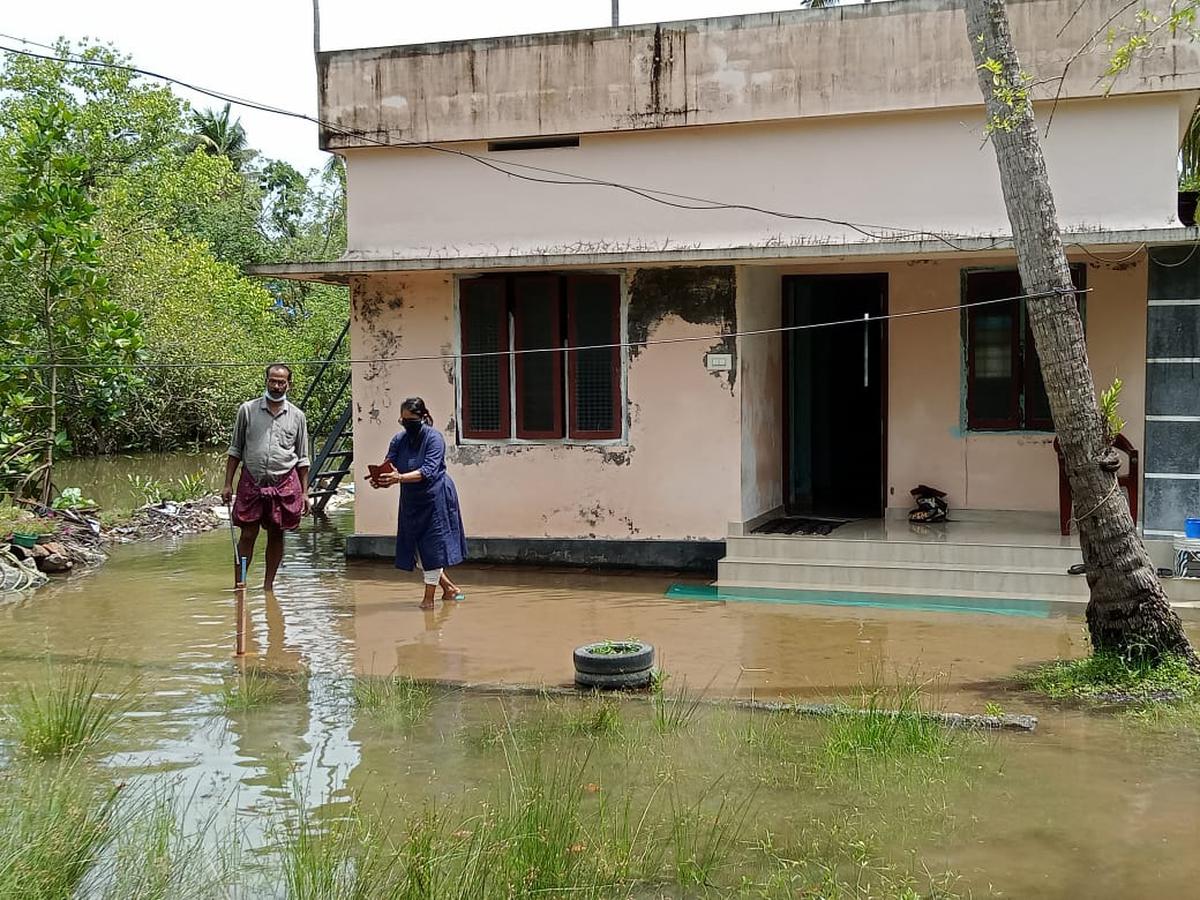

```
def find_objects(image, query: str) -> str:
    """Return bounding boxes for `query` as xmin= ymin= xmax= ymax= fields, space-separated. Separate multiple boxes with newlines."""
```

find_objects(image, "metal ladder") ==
xmin=299 ymin=320 xmax=354 ymax=515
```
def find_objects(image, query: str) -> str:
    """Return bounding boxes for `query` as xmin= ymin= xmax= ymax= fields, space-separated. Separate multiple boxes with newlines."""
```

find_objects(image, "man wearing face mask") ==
xmin=221 ymin=363 xmax=311 ymax=590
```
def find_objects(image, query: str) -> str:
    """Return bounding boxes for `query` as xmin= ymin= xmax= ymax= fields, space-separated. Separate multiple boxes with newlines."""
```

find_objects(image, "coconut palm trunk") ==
xmin=964 ymin=0 xmax=1196 ymax=665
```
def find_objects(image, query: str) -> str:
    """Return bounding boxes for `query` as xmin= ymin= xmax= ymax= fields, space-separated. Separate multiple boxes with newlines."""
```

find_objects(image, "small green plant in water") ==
xmin=351 ymin=674 xmax=432 ymax=724
xmin=51 ymin=487 xmax=95 ymax=511
xmin=5 ymin=660 xmax=133 ymax=759
xmin=653 ymin=677 xmax=704 ymax=734
xmin=220 ymin=668 xmax=283 ymax=712
xmin=566 ymin=698 xmax=622 ymax=737
xmin=127 ymin=471 xmax=210 ymax=506
xmin=983 ymin=701 xmax=1005 ymax=717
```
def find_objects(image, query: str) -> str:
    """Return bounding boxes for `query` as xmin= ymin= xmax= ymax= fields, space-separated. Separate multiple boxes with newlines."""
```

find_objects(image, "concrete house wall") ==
xmin=299 ymin=0 xmax=1198 ymax=555
xmin=348 ymin=268 xmax=742 ymax=560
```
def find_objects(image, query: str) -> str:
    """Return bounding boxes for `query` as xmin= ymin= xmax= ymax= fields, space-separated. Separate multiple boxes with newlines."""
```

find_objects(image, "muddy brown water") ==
xmin=3 ymin=473 xmax=1200 ymax=896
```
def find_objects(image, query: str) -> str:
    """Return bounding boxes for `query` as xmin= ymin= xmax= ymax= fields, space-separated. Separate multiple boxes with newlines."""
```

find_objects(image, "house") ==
xmin=255 ymin=0 xmax=1200 ymax=602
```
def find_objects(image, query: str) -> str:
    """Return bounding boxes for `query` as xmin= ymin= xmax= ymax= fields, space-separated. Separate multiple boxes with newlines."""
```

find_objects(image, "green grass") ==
xmin=464 ymin=695 xmax=623 ymax=750
xmin=0 ymin=672 xmax=980 ymax=899
xmin=1018 ymin=652 xmax=1200 ymax=702
xmin=4 ymin=661 xmax=133 ymax=759
xmin=822 ymin=686 xmax=956 ymax=767
xmin=0 ymin=763 xmax=121 ymax=900
xmin=1125 ymin=699 xmax=1200 ymax=733
xmin=652 ymin=676 xmax=704 ymax=734
xmin=668 ymin=782 xmax=751 ymax=888
xmin=279 ymin=799 xmax=399 ymax=900
xmin=219 ymin=668 xmax=283 ymax=712
xmin=350 ymin=674 xmax=432 ymax=724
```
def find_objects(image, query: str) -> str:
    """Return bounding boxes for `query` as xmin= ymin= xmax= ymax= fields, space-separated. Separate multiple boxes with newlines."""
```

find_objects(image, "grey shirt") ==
xmin=227 ymin=397 xmax=310 ymax=485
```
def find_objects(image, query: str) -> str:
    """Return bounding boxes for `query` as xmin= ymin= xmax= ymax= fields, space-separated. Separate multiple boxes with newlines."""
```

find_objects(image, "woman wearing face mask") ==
xmin=370 ymin=397 xmax=467 ymax=608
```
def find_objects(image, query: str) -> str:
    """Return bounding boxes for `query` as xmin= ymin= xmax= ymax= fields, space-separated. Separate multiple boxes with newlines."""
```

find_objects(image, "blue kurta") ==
xmin=386 ymin=426 xmax=467 ymax=571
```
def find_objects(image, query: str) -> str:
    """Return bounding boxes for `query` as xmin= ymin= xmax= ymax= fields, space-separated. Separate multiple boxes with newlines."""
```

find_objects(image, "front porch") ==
xmin=719 ymin=510 xmax=1200 ymax=606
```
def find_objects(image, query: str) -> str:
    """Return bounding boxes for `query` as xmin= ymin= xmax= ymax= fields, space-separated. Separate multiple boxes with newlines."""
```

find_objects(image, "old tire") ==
xmin=573 ymin=641 xmax=655 ymax=675
xmin=575 ymin=668 xmax=654 ymax=690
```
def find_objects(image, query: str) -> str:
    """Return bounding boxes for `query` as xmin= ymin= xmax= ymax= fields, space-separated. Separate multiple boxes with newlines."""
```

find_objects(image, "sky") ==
xmin=1 ymin=1 xmax=820 ymax=173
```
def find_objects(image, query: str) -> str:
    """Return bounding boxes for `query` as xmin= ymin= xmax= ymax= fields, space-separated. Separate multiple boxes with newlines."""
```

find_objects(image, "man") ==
xmin=222 ymin=364 xmax=311 ymax=590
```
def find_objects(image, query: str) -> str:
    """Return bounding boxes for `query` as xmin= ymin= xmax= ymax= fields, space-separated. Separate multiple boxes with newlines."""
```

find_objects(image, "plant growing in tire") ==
xmin=574 ymin=640 xmax=655 ymax=690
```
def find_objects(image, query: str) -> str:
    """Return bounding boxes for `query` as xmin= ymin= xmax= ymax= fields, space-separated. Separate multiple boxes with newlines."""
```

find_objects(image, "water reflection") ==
xmin=2 ymin=481 xmax=1200 ymax=898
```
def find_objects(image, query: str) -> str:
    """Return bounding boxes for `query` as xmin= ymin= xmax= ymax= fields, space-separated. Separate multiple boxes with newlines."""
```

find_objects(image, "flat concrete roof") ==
xmin=317 ymin=0 xmax=1200 ymax=148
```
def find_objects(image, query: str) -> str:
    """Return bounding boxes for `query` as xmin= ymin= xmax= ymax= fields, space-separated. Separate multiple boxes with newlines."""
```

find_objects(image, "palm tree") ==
xmin=966 ymin=0 xmax=1197 ymax=667
xmin=191 ymin=103 xmax=253 ymax=170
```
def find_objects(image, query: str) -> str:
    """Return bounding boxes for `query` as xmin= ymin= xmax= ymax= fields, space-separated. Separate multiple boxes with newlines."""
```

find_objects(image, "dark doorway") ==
xmin=783 ymin=274 xmax=887 ymax=519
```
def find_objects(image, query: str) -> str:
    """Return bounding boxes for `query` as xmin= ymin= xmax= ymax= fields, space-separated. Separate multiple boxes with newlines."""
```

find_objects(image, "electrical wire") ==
xmin=1 ymin=35 xmax=1173 ymax=261
xmin=0 ymin=286 xmax=1089 ymax=371
xmin=0 ymin=36 xmax=1003 ymax=251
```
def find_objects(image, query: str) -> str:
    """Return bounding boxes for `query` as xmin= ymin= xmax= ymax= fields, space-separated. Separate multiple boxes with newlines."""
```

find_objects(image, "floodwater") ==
xmin=2 ymin=456 xmax=1200 ymax=896
xmin=57 ymin=449 xmax=226 ymax=509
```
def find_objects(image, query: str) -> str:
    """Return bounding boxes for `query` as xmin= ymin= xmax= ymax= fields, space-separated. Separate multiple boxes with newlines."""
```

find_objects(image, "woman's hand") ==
xmin=373 ymin=471 xmax=402 ymax=488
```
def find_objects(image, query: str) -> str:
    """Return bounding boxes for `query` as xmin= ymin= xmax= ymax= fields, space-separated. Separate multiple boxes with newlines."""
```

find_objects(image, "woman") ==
xmin=372 ymin=397 xmax=467 ymax=608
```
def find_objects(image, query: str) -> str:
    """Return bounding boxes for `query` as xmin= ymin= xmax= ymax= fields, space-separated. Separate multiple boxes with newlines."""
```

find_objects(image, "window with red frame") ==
xmin=962 ymin=265 xmax=1085 ymax=431
xmin=459 ymin=274 xmax=622 ymax=441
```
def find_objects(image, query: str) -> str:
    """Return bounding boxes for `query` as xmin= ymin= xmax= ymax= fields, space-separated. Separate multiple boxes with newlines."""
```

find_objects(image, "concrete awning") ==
xmin=246 ymin=226 xmax=1200 ymax=282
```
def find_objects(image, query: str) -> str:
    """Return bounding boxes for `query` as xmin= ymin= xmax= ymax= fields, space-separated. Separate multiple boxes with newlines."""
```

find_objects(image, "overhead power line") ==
xmin=0 ymin=36 xmax=1004 ymax=251
xmin=0 ymin=287 xmax=1088 ymax=371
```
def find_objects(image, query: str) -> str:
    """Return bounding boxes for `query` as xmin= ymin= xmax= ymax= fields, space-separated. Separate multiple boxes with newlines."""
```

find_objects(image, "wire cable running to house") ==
xmin=0 ymin=37 xmax=1020 ymax=252
xmin=1 ymin=38 xmax=1181 ymax=259
xmin=0 ymin=287 xmax=1090 ymax=371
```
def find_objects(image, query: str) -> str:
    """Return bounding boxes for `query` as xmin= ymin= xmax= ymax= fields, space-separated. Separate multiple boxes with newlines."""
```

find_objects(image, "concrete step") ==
xmin=718 ymin=556 xmax=1087 ymax=599
xmin=725 ymin=534 xmax=1083 ymax=570
xmin=717 ymin=557 xmax=1200 ymax=604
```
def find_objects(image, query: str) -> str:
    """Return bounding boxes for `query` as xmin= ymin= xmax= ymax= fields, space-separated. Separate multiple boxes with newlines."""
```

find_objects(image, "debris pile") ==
xmin=3 ymin=496 xmax=225 ymax=588
xmin=102 ymin=496 xmax=226 ymax=544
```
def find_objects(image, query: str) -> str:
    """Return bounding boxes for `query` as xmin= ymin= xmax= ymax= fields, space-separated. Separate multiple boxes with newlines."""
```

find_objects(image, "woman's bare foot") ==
xmin=439 ymin=572 xmax=462 ymax=603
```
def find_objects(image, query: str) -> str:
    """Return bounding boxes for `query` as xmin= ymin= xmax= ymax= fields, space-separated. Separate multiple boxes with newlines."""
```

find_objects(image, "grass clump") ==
xmin=279 ymin=800 xmax=399 ymax=900
xmin=465 ymin=696 xmax=623 ymax=750
xmin=1019 ymin=652 xmax=1200 ymax=703
xmin=823 ymin=686 xmax=954 ymax=767
xmin=351 ymin=674 xmax=432 ymax=724
xmin=4 ymin=661 xmax=133 ymax=759
xmin=652 ymin=676 xmax=704 ymax=734
xmin=0 ymin=763 xmax=121 ymax=900
xmin=668 ymin=784 xmax=751 ymax=888
xmin=220 ymin=668 xmax=283 ymax=712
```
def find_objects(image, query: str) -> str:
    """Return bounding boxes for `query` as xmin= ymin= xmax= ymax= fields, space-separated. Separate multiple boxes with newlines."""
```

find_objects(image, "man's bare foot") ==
xmin=419 ymin=601 xmax=435 ymax=610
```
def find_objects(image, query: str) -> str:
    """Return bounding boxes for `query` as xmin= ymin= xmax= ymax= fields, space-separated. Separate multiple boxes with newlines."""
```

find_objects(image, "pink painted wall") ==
xmin=342 ymin=97 xmax=1183 ymax=264
xmin=738 ymin=254 xmax=1149 ymax=515
xmin=351 ymin=253 xmax=1147 ymax=544
xmin=349 ymin=271 xmax=742 ymax=542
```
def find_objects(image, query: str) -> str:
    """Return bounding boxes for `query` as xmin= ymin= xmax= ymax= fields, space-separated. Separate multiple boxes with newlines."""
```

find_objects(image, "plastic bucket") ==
xmin=9 ymin=533 xmax=38 ymax=549
xmin=1187 ymin=518 xmax=1200 ymax=540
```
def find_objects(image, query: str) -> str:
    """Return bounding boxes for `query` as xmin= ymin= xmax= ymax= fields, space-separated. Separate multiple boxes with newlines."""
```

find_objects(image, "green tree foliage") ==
xmin=0 ymin=102 xmax=144 ymax=498
xmin=190 ymin=102 xmax=254 ymax=171
xmin=0 ymin=41 xmax=348 ymax=490
xmin=1104 ymin=3 xmax=1200 ymax=187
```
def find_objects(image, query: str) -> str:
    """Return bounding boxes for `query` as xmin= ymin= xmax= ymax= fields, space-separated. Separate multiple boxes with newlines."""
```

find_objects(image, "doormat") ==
xmin=751 ymin=517 xmax=849 ymax=536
